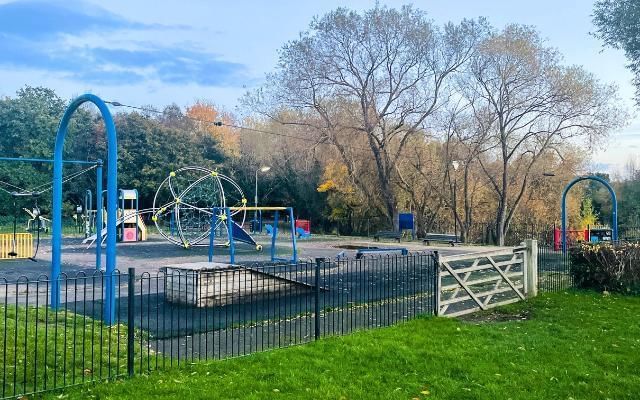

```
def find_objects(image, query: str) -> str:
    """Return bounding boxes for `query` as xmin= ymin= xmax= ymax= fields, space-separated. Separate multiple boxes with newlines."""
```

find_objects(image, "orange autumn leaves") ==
xmin=186 ymin=101 xmax=239 ymax=157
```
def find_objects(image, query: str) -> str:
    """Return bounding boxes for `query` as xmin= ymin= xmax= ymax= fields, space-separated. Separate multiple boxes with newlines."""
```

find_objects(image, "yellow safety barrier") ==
xmin=0 ymin=233 xmax=33 ymax=260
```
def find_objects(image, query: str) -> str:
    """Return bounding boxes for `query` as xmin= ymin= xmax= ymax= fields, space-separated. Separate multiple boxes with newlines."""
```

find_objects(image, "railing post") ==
xmin=524 ymin=239 xmax=538 ymax=297
xmin=314 ymin=258 xmax=322 ymax=340
xmin=127 ymin=267 xmax=135 ymax=377
xmin=433 ymin=251 xmax=441 ymax=316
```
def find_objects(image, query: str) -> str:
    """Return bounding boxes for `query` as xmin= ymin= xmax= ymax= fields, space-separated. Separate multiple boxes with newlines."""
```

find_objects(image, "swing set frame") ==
xmin=0 ymin=157 xmax=102 ymax=261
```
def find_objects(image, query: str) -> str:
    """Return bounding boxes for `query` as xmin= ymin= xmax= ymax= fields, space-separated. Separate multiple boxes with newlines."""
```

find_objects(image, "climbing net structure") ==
xmin=152 ymin=166 xmax=248 ymax=248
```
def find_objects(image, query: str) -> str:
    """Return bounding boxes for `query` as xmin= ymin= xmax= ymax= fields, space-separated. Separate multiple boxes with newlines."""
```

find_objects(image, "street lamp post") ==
xmin=254 ymin=166 xmax=271 ymax=231
xmin=451 ymin=161 xmax=460 ymax=240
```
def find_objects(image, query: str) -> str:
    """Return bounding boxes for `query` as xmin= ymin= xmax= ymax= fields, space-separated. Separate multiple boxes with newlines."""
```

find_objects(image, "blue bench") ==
xmin=355 ymin=247 xmax=408 ymax=259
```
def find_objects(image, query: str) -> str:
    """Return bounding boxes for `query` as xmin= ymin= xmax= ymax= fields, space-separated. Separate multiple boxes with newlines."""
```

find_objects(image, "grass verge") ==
xmin=0 ymin=304 xmax=129 ymax=398
xmin=43 ymin=290 xmax=640 ymax=400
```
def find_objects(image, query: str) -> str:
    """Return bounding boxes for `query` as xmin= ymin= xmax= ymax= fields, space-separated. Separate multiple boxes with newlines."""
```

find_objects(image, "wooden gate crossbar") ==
xmin=437 ymin=248 xmax=526 ymax=317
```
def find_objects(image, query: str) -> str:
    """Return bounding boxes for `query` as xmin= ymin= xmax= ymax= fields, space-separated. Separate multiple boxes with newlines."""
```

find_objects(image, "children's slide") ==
xmin=82 ymin=215 xmax=147 ymax=246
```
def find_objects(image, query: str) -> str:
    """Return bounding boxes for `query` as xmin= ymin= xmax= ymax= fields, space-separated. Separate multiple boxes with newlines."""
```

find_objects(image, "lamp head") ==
xmin=260 ymin=166 xmax=271 ymax=173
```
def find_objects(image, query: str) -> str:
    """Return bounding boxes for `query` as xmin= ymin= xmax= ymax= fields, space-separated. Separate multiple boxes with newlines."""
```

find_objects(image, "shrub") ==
xmin=570 ymin=242 xmax=640 ymax=293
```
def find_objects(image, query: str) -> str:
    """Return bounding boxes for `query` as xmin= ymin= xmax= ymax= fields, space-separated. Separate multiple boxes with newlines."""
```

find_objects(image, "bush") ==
xmin=570 ymin=242 xmax=640 ymax=293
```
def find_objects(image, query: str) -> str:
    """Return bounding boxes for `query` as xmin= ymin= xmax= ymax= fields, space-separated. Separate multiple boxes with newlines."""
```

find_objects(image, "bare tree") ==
xmin=246 ymin=5 xmax=487 ymax=223
xmin=462 ymin=25 xmax=625 ymax=245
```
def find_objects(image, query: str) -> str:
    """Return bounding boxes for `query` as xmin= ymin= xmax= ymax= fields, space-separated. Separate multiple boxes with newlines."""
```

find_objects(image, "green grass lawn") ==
xmin=42 ymin=291 xmax=640 ymax=400
xmin=0 ymin=305 xmax=129 ymax=398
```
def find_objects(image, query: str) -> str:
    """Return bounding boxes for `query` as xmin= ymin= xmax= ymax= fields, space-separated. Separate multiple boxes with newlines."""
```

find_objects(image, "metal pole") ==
xmin=52 ymin=95 xmax=117 ymax=315
xmin=254 ymin=169 xmax=258 ymax=229
xmin=433 ymin=251 xmax=441 ymax=316
xmin=134 ymin=189 xmax=139 ymax=241
xmin=225 ymin=207 xmax=235 ymax=264
xmin=453 ymin=179 xmax=458 ymax=240
xmin=96 ymin=160 xmax=103 ymax=270
xmin=561 ymin=188 xmax=568 ymax=253
xmin=127 ymin=267 xmax=135 ymax=377
xmin=314 ymin=258 xmax=321 ymax=340
xmin=208 ymin=207 xmax=216 ymax=262
xmin=119 ymin=189 xmax=124 ymax=242
xmin=289 ymin=207 xmax=298 ymax=263
xmin=271 ymin=211 xmax=279 ymax=262
xmin=84 ymin=189 xmax=92 ymax=237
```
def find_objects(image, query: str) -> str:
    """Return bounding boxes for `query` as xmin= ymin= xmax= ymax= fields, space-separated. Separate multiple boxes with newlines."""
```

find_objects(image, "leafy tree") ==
xmin=593 ymin=0 xmax=640 ymax=105
xmin=459 ymin=25 xmax=623 ymax=245
xmin=580 ymin=197 xmax=599 ymax=228
xmin=186 ymin=102 xmax=239 ymax=157
xmin=247 ymin=5 xmax=488 ymax=224
xmin=0 ymin=87 xmax=96 ymax=216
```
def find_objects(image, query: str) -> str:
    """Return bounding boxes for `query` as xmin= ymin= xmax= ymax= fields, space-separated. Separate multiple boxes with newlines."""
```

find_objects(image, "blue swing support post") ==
xmin=51 ymin=94 xmax=118 ymax=325
xmin=208 ymin=206 xmax=298 ymax=264
xmin=561 ymin=175 xmax=618 ymax=253
xmin=270 ymin=211 xmax=279 ymax=262
xmin=95 ymin=160 xmax=103 ymax=270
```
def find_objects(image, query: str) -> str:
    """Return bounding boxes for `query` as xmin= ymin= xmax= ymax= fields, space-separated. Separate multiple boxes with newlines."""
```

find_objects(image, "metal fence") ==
xmin=0 ymin=253 xmax=436 ymax=399
xmin=537 ymin=245 xmax=574 ymax=292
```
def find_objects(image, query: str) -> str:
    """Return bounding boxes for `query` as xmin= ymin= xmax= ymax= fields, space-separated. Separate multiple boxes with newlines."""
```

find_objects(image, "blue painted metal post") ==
xmin=52 ymin=94 xmax=118 ymax=326
xmin=208 ymin=207 xmax=217 ymax=262
xmin=561 ymin=191 xmax=568 ymax=253
xmin=271 ymin=211 xmax=279 ymax=262
xmin=611 ymin=188 xmax=619 ymax=242
xmin=96 ymin=160 xmax=103 ymax=270
xmin=225 ymin=207 xmax=235 ymax=264
xmin=288 ymin=208 xmax=298 ymax=263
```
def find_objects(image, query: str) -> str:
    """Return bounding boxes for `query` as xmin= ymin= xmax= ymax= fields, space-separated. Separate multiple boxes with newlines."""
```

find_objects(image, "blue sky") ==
xmin=0 ymin=0 xmax=637 ymax=174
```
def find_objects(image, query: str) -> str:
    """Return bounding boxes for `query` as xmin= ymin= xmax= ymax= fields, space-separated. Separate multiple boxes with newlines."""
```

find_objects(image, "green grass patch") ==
xmin=0 ymin=305 xmax=130 ymax=398
xmin=43 ymin=291 xmax=640 ymax=400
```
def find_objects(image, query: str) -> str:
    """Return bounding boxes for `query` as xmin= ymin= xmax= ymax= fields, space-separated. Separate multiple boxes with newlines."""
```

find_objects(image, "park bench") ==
xmin=373 ymin=230 xmax=401 ymax=242
xmin=422 ymin=233 xmax=460 ymax=247
xmin=355 ymin=247 xmax=408 ymax=259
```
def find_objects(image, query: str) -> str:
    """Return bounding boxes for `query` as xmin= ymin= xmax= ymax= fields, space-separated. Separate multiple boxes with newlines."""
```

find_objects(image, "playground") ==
xmin=0 ymin=232 xmax=487 ymax=280
xmin=0 ymin=94 xmax=619 ymax=400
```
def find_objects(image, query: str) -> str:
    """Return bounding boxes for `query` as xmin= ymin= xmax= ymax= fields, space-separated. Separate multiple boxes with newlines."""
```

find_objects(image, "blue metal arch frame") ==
xmin=561 ymin=175 xmax=617 ymax=252
xmin=51 ymin=94 xmax=118 ymax=324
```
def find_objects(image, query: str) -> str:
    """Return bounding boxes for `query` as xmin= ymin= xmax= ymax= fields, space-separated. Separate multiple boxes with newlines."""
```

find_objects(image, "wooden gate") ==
xmin=435 ymin=245 xmax=529 ymax=317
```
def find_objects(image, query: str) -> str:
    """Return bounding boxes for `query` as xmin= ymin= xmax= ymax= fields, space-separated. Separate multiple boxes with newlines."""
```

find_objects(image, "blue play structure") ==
xmin=44 ymin=94 xmax=298 ymax=325
xmin=231 ymin=219 xmax=258 ymax=246
xmin=296 ymin=227 xmax=311 ymax=239
xmin=561 ymin=175 xmax=618 ymax=253
xmin=52 ymin=94 xmax=118 ymax=324
xmin=209 ymin=206 xmax=298 ymax=264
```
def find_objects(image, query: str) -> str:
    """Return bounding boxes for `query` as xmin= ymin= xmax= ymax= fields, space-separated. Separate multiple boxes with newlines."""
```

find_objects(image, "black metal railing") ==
xmin=0 ymin=253 xmax=436 ymax=399
xmin=537 ymin=245 xmax=574 ymax=292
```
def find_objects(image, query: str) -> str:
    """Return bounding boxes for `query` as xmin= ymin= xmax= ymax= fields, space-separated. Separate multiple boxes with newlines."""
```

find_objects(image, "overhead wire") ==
xmin=29 ymin=164 xmax=98 ymax=195
xmin=103 ymin=100 xmax=434 ymax=161
xmin=0 ymin=164 xmax=98 ymax=196
xmin=0 ymin=180 xmax=27 ymax=193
